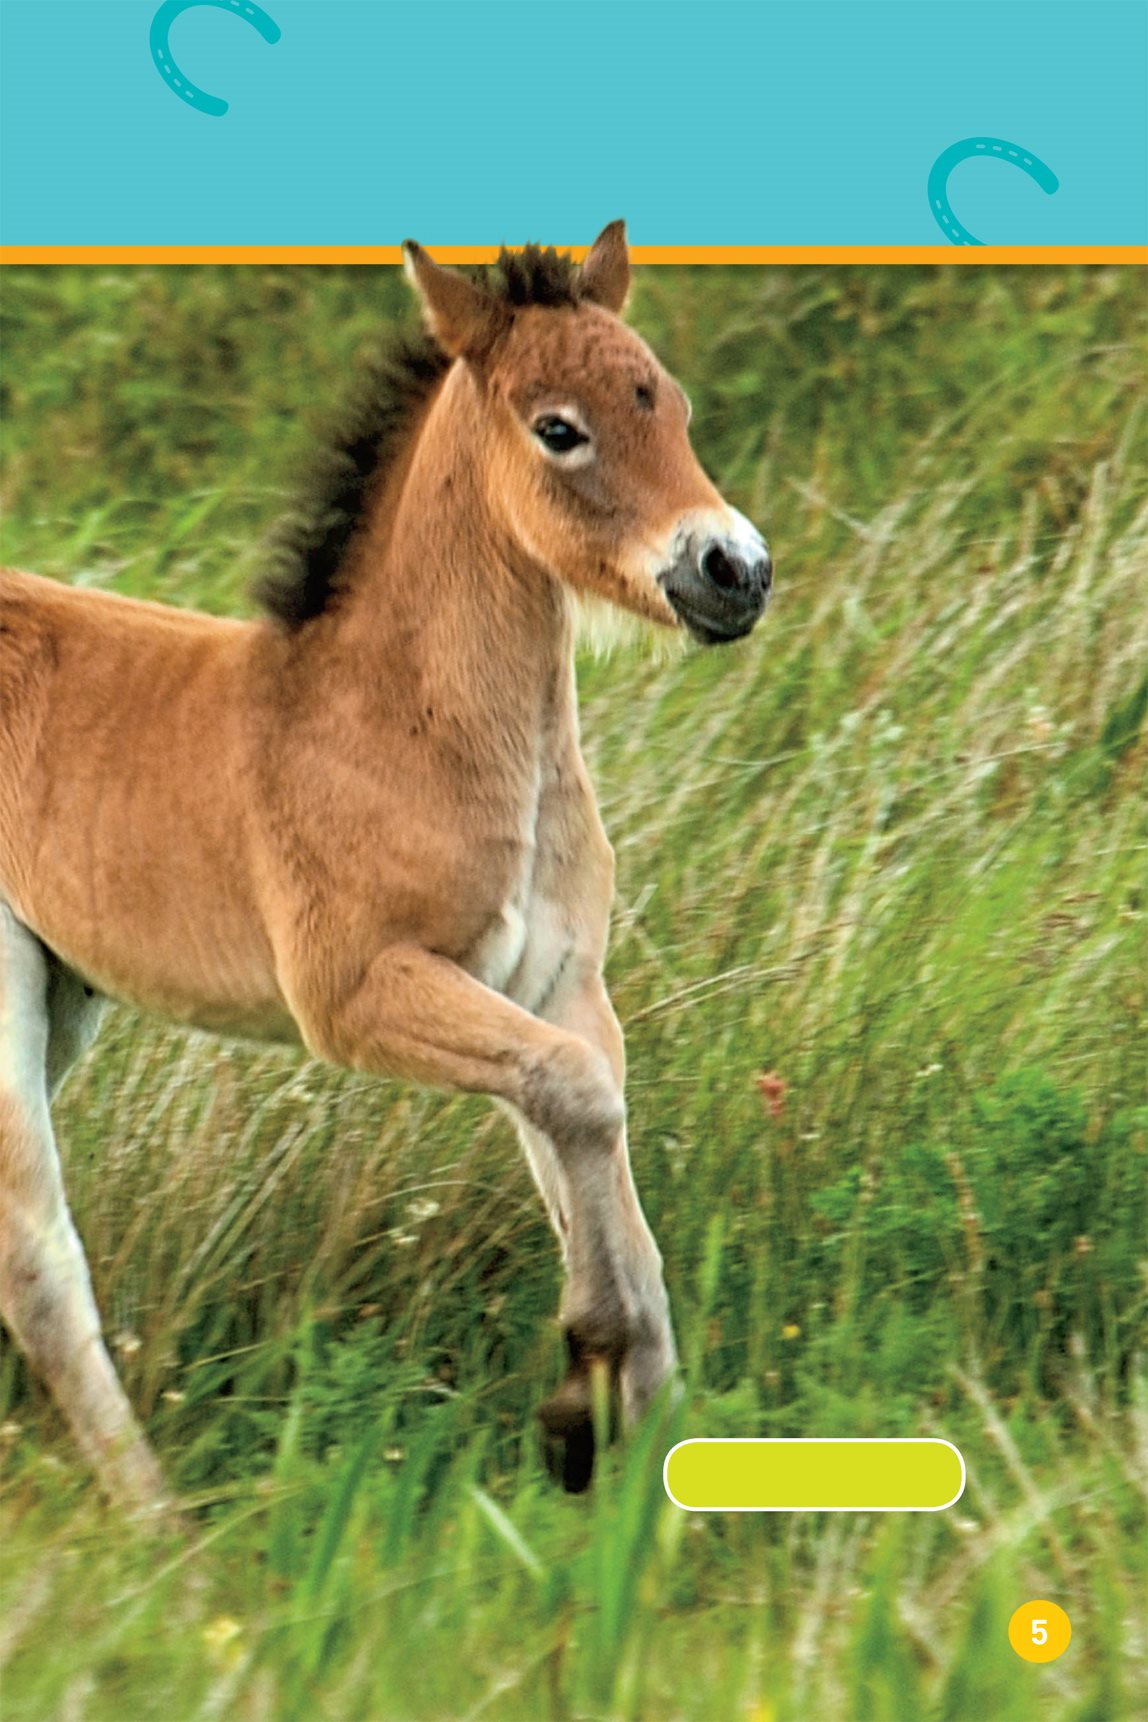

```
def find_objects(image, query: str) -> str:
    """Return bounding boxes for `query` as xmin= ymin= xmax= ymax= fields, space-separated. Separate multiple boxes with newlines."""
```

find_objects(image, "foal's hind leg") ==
xmin=0 ymin=907 xmax=166 ymax=1512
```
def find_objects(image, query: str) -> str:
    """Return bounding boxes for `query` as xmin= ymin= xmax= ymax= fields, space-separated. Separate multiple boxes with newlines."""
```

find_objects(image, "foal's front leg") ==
xmin=294 ymin=945 xmax=676 ymax=1488
xmin=515 ymin=966 xmax=676 ymax=1489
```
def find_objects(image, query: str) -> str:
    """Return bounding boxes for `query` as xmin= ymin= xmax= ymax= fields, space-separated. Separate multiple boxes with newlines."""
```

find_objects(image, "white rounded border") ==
xmin=662 ymin=1437 xmax=967 ymax=1513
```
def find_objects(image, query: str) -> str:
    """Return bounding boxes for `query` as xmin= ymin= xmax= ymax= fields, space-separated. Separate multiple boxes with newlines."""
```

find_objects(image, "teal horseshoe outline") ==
xmin=928 ymin=137 xmax=1059 ymax=245
xmin=150 ymin=0 xmax=281 ymax=117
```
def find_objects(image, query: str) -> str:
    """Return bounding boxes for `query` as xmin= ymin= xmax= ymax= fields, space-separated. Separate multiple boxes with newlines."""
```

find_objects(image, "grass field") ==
xmin=0 ymin=261 xmax=1145 ymax=1721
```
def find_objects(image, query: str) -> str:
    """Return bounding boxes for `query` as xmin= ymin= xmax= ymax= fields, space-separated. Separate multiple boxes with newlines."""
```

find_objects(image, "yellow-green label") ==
xmin=663 ymin=1439 xmax=965 ymax=1512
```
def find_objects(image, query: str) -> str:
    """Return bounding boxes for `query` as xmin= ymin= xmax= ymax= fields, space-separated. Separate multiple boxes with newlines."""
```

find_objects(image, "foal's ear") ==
xmin=579 ymin=219 xmax=630 ymax=314
xmin=402 ymin=241 xmax=504 ymax=359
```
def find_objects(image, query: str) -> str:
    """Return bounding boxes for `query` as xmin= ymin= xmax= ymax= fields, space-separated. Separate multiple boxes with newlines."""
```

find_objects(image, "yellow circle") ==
xmin=1008 ymin=1600 xmax=1072 ymax=1664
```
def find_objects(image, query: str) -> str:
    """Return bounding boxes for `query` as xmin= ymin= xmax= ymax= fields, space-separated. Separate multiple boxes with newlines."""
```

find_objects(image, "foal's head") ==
xmin=404 ymin=223 xmax=773 ymax=645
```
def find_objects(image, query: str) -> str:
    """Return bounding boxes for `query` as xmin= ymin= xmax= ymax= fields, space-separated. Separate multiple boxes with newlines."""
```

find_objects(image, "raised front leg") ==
xmin=290 ymin=944 xmax=676 ymax=1488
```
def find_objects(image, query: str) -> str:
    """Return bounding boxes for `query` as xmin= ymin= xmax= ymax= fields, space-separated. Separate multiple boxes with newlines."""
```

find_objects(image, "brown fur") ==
xmin=0 ymin=223 xmax=768 ymax=1508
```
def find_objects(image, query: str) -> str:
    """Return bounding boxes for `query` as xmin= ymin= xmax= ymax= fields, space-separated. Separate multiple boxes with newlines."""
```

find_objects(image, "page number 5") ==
xmin=1009 ymin=1601 xmax=1071 ymax=1663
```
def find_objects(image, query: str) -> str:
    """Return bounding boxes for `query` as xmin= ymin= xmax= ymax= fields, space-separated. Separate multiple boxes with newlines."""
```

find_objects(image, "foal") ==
xmin=0 ymin=223 xmax=772 ymax=1508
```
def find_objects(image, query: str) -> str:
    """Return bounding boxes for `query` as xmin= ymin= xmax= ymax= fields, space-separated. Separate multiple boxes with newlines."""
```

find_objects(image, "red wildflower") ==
xmin=755 ymin=1070 xmax=787 ymax=1120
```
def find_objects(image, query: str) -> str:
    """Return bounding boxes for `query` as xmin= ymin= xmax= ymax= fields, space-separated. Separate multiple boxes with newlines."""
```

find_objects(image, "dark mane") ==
xmin=255 ymin=244 xmax=584 ymax=629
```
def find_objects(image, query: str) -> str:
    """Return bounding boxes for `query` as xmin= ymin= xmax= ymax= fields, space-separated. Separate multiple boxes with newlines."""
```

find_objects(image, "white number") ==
xmin=1031 ymin=1620 xmax=1048 ymax=1646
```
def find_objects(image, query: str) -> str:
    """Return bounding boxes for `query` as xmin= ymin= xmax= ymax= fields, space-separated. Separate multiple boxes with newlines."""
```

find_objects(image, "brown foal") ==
xmin=0 ymin=223 xmax=772 ymax=1509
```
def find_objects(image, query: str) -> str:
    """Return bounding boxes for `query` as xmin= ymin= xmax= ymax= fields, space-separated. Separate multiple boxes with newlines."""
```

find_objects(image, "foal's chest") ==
xmin=466 ymin=882 xmax=575 ymax=1014
xmin=466 ymin=893 xmax=531 ymax=995
xmin=461 ymin=749 xmax=599 ymax=1015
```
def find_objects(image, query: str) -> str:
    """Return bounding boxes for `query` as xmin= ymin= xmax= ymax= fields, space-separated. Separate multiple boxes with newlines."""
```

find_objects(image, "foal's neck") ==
xmin=330 ymin=362 xmax=573 ymax=737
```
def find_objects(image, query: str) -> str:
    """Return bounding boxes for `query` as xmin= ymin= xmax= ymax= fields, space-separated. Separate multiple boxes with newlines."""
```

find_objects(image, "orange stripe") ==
xmin=0 ymin=245 xmax=1144 ymax=267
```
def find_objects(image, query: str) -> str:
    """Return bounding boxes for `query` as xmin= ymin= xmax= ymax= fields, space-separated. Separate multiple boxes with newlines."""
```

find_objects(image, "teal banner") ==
xmin=0 ymin=0 xmax=1145 ymax=244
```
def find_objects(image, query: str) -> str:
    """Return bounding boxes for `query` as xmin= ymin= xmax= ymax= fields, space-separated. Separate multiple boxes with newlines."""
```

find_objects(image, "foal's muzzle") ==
xmin=659 ymin=516 xmax=773 ymax=644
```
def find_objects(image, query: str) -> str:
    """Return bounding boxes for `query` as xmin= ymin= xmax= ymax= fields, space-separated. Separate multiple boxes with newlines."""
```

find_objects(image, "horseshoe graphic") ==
xmin=928 ymin=137 xmax=1059 ymax=245
xmin=150 ymin=0 xmax=281 ymax=117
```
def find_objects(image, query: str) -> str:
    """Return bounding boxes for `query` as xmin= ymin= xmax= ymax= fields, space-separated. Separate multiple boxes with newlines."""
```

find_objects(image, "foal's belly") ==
xmin=10 ymin=878 xmax=300 ymax=1049
xmin=126 ymin=972 xmax=301 ymax=1047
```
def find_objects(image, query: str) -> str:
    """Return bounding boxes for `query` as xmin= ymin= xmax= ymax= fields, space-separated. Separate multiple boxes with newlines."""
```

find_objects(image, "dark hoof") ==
xmin=540 ymin=1411 xmax=596 ymax=1494
xmin=536 ymin=1353 xmax=616 ymax=1494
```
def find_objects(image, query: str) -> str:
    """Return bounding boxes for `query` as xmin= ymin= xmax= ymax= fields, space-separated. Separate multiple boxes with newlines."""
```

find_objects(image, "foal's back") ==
xmin=0 ymin=568 xmax=288 ymax=1037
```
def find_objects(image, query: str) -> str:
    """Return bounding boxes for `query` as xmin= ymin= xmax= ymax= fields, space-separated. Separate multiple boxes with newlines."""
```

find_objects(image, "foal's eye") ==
xmin=532 ymin=414 xmax=589 ymax=455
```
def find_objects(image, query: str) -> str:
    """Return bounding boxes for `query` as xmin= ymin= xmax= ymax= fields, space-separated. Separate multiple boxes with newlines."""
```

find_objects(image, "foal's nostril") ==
xmin=702 ymin=544 xmax=740 ymax=591
xmin=757 ymin=553 xmax=774 ymax=595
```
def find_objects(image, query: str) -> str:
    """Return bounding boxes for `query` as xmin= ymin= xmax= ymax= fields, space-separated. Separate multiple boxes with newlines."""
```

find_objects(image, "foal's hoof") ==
xmin=536 ymin=1353 xmax=616 ymax=1494
xmin=537 ymin=1378 xmax=596 ymax=1493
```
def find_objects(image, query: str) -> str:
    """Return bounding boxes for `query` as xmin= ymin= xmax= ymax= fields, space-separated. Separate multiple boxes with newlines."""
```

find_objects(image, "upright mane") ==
xmin=256 ymin=245 xmax=584 ymax=629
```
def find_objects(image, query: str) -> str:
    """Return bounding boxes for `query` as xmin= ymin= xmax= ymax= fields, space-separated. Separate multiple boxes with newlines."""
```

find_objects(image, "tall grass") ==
xmin=0 ymin=262 xmax=1145 ymax=1719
